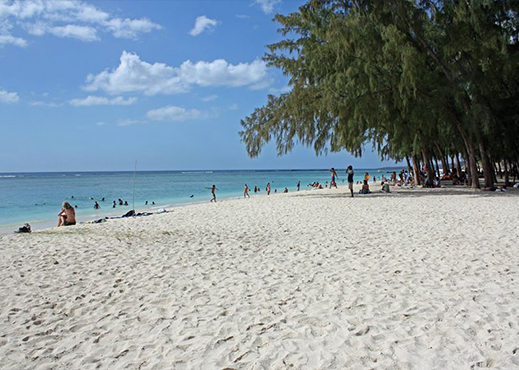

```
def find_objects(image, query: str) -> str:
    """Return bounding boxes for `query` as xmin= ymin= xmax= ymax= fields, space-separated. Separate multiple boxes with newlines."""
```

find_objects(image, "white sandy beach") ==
xmin=1 ymin=185 xmax=519 ymax=369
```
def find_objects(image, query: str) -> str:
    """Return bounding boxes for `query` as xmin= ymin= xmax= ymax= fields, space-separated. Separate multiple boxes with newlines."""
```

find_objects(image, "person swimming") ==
xmin=58 ymin=201 xmax=76 ymax=226
xmin=94 ymin=201 xmax=100 ymax=209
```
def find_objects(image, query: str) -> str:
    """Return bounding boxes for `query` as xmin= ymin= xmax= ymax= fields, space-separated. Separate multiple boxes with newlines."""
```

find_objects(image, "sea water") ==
xmin=0 ymin=169 xmax=396 ymax=231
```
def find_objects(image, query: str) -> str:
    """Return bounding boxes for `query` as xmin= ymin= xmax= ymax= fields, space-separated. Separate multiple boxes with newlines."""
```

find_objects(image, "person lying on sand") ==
xmin=58 ymin=201 xmax=76 ymax=226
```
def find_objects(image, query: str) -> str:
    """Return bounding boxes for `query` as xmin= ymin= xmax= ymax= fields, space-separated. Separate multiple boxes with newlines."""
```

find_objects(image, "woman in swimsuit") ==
xmin=58 ymin=201 xmax=76 ymax=226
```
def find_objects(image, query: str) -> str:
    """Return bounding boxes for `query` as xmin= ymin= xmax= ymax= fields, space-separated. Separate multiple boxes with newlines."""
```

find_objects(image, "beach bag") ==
xmin=16 ymin=223 xmax=32 ymax=233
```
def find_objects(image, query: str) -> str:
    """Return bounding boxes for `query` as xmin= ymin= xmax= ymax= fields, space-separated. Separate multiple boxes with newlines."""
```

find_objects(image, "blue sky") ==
xmin=0 ymin=0 xmax=395 ymax=172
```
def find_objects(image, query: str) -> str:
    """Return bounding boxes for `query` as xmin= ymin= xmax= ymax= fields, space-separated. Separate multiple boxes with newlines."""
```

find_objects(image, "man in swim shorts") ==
xmin=347 ymin=165 xmax=354 ymax=197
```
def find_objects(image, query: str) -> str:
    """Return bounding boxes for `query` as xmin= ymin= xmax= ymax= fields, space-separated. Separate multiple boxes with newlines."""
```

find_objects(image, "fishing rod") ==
xmin=132 ymin=160 xmax=137 ymax=211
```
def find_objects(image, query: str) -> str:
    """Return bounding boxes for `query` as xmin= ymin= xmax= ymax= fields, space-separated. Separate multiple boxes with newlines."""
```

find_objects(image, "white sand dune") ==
xmin=1 ymin=186 xmax=519 ymax=369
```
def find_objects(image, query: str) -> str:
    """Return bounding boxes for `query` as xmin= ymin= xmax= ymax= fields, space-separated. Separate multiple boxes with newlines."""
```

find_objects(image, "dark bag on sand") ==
xmin=16 ymin=223 xmax=32 ymax=233
xmin=122 ymin=210 xmax=135 ymax=218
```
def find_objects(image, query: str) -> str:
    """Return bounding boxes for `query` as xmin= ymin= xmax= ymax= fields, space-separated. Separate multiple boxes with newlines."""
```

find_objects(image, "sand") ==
xmin=1 ymin=185 xmax=518 ymax=369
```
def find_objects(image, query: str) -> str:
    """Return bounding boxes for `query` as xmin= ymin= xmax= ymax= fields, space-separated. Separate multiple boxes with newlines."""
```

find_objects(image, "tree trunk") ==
xmin=497 ymin=162 xmax=503 ymax=179
xmin=434 ymin=142 xmax=449 ymax=176
xmin=477 ymin=134 xmax=494 ymax=188
xmin=434 ymin=157 xmax=440 ymax=177
xmin=454 ymin=120 xmax=480 ymax=188
xmin=422 ymin=148 xmax=434 ymax=186
xmin=504 ymin=161 xmax=510 ymax=187
xmin=455 ymin=153 xmax=462 ymax=175
xmin=412 ymin=154 xmax=421 ymax=185
xmin=405 ymin=154 xmax=412 ymax=174
xmin=451 ymin=155 xmax=456 ymax=173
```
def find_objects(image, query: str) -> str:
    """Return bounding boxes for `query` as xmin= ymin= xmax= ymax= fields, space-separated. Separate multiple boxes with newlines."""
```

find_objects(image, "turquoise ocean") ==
xmin=0 ymin=169 xmax=396 ymax=232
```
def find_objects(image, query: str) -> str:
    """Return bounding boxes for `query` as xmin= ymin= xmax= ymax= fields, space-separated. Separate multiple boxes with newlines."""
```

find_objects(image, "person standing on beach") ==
xmin=244 ymin=184 xmax=250 ymax=198
xmin=330 ymin=168 xmax=339 ymax=188
xmin=297 ymin=181 xmax=300 ymax=191
xmin=347 ymin=165 xmax=354 ymax=197
xmin=266 ymin=182 xmax=271 ymax=195
xmin=207 ymin=185 xmax=218 ymax=202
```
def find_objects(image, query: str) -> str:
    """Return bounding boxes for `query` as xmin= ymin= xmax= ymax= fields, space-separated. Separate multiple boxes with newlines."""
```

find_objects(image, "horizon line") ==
xmin=0 ymin=166 xmax=405 ymax=174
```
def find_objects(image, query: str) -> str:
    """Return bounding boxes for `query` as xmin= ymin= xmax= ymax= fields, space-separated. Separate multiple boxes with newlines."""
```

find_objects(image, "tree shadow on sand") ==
xmin=295 ymin=186 xmax=519 ymax=200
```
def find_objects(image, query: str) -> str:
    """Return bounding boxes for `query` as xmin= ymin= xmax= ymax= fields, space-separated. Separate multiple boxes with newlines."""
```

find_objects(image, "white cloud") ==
xmin=49 ymin=24 xmax=98 ymax=41
xmin=0 ymin=0 xmax=161 ymax=46
xmin=229 ymin=103 xmax=239 ymax=110
xmin=146 ymin=105 xmax=202 ymax=122
xmin=96 ymin=121 xmax=105 ymax=126
xmin=0 ymin=89 xmax=19 ymax=103
xmin=236 ymin=14 xmax=250 ymax=19
xmin=269 ymin=85 xmax=292 ymax=94
xmin=189 ymin=15 xmax=218 ymax=36
xmin=0 ymin=33 xmax=27 ymax=47
xmin=69 ymin=95 xmax=137 ymax=106
xmin=202 ymin=94 xmax=218 ymax=102
xmin=30 ymin=100 xmax=61 ymax=107
xmin=84 ymin=51 xmax=271 ymax=95
xmin=254 ymin=0 xmax=281 ymax=14
xmin=117 ymin=118 xmax=145 ymax=127
xmin=105 ymin=18 xmax=161 ymax=39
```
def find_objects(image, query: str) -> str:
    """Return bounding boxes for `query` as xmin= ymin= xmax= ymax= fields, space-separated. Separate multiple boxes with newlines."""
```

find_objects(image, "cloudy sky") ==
xmin=0 ymin=0 xmax=395 ymax=172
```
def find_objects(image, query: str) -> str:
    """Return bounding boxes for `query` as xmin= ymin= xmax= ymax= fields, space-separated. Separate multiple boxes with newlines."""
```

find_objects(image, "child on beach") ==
xmin=207 ymin=185 xmax=218 ymax=202
xmin=330 ymin=168 xmax=339 ymax=188
xmin=58 ymin=202 xmax=76 ymax=226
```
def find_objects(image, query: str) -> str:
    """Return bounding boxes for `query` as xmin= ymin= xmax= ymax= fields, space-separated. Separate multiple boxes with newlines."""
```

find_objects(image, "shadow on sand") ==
xmin=294 ymin=185 xmax=519 ymax=200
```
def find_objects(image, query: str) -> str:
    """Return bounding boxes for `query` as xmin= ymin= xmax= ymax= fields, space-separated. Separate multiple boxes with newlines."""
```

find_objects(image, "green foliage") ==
xmin=240 ymin=0 xmax=519 ymax=185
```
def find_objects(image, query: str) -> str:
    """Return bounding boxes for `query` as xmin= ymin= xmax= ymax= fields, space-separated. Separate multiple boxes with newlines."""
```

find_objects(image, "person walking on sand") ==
xmin=266 ymin=182 xmax=271 ymax=195
xmin=330 ymin=168 xmax=339 ymax=189
xmin=207 ymin=185 xmax=218 ymax=202
xmin=58 ymin=201 xmax=76 ymax=226
xmin=347 ymin=165 xmax=354 ymax=197
xmin=297 ymin=180 xmax=300 ymax=191
xmin=244 ymin=184 xmax=250 ymax=198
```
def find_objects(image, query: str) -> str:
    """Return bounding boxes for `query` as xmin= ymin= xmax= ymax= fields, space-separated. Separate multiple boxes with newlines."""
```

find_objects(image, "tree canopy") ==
xmin=240 ymin=0 xmax=519 ymax=188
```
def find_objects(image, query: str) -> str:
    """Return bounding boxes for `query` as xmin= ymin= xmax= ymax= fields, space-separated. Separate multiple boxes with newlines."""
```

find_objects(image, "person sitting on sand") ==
xmin=381 ymin=182 xmax=390 ymax=193
xmin=284 ymin=187 xmax=288 ymax=193
xmin=58 ymin=201 xmax=76 ymax=226
xmin=360 ymin=180 xmax=371 ymax=194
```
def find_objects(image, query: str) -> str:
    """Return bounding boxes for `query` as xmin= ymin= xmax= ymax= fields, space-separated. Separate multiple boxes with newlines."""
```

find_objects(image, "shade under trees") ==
xmin=240 ymin=0 xmax=519 ymax=188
